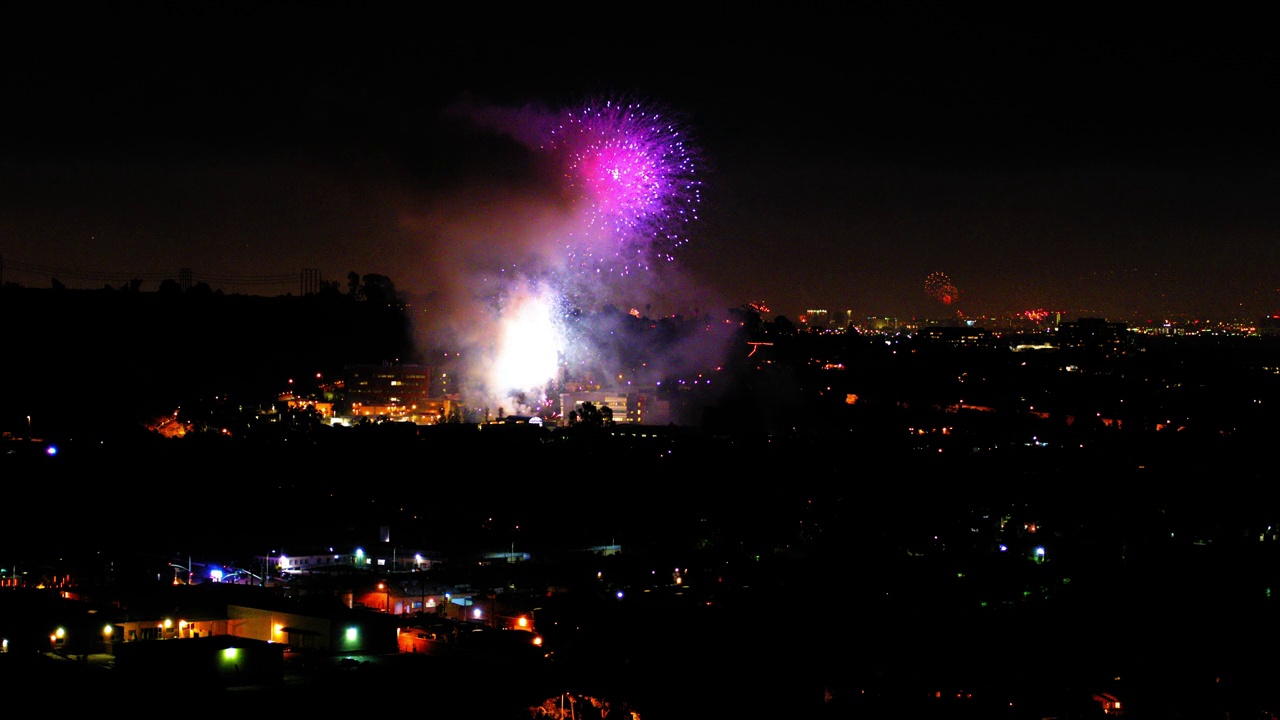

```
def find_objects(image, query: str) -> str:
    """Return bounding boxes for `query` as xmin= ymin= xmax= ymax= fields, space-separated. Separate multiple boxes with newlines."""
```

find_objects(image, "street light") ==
xmin=169 ymin=562 xmax=195 ymax=585
xmin=263 ymin=551 xmax=279 ymax=586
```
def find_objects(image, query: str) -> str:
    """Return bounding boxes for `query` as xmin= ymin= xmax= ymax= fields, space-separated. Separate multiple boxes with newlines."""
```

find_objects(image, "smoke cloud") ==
xmin=394 ymin=96 xmax=738 ymax=420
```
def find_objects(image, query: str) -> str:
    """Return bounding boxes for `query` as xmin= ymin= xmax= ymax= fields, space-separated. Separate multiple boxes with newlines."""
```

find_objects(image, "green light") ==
xmin=346 ymin=626 xmax=358 ymax=642
xmin=223 ymin=647 xmax=239 ymax=661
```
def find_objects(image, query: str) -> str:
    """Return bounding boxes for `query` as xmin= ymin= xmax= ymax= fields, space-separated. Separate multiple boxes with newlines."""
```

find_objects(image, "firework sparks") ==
xmin=545 ymin=98 xmax=702 ymax=277
xmin=488 ymin=282 xmax=565 ymax=401
xmin=925 ymin=271 xmax=961 ymax=305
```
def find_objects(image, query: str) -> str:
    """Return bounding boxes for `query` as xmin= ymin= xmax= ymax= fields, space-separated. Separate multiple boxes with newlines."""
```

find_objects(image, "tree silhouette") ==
xmin=361 ymin=273 xmax=399 ymax=306
xmin=770 ymin=315 xmax=797 ymax=337
xmin=571 ymin=401 xmax=613 ymax=428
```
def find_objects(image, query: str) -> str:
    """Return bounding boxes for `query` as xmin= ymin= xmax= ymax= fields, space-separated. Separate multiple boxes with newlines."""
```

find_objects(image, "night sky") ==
xmin=3 ymin=11 xmax=1278 ymax=325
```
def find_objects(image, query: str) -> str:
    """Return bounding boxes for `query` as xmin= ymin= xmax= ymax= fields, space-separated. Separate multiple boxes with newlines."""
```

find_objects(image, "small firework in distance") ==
xmin=925 ymin=271 xmax=961 ymax=305
xmin=545 ymin=97 xmax=702 ymax=276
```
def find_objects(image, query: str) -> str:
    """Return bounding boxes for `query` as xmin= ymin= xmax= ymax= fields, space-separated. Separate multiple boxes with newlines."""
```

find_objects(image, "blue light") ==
xmin=45 ymin=445 xmax=58 ymax=457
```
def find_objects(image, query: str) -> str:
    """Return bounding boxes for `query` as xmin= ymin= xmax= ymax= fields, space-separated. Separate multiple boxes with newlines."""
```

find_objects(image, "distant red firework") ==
xmin=925 ymin=272 xmax=961 ymax=305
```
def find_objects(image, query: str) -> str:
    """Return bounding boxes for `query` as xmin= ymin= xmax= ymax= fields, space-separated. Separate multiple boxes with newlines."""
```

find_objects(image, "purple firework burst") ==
xmin=546 ymin=98 xmax=702 ymax=276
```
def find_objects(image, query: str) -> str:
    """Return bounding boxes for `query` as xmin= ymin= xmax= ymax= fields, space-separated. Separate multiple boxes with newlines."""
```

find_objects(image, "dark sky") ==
xmin=3 ymin=11 xmax=1278 ymax=325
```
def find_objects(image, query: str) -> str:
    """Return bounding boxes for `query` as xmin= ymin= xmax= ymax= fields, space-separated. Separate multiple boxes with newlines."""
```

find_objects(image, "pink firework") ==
xmin=546 ymin=98 xmax=702 ymax=276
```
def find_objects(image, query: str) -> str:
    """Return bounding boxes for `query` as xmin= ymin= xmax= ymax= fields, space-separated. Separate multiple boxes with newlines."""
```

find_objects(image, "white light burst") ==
xmin=489 ymin=284 xmax=564 ymax=400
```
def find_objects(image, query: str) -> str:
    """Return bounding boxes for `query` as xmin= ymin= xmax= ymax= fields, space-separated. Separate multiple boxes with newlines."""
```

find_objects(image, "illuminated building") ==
xmin=800 ymin=309 xmax=829 ymax=330
xmin=559 ymin=387 xmax=671 ymax=426
xmin=920 ymin=325 xmax=992 ymax=346
xmin=859 ymin=316 xmax=901 ymax=333
xmin=342 ymin=362 xmax=447 ymax=423
xmin=1055 ymin=317 xmax=1131 ymax=352
xmin=269 ymin=527 xmax=441 ymax=577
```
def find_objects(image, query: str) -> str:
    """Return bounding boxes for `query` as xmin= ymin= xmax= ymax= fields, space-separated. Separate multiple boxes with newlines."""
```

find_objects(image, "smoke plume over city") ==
xmin=395 ymin=96 xmax=734 ymax=415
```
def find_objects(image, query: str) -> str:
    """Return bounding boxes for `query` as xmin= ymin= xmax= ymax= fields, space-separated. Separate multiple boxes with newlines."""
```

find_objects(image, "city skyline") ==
xmin=2 ymin=12 xmax=1278 ymax=325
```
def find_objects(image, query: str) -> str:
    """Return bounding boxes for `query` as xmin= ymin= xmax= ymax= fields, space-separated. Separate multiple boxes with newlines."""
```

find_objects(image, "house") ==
xmin=113 ymin=634 xmax=283 ymax=686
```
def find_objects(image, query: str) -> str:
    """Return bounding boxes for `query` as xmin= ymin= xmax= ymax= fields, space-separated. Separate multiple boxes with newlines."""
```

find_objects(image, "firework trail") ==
xmin=544 ymin=98 xmax=703 ymax=278
xmin=925 ymin=271 xmax=961 ymax=305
